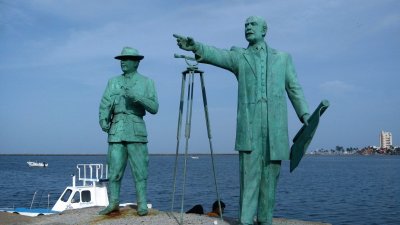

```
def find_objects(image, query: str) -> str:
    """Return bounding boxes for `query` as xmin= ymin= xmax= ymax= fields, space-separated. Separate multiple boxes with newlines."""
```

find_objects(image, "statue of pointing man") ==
xmin=174 ymin=16 xmax=310 ymax=225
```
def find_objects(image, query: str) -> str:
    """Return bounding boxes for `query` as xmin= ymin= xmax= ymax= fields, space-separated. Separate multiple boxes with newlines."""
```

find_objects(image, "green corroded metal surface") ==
xmin=174 ymin=16 xmax=324 ymax=225
xmin=98 ymin=47 xmax=159 ymax=216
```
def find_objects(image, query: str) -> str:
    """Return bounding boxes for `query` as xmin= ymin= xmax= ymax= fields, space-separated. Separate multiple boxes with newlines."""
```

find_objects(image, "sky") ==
xmin=0 ymin=0 xmax=399 ymax=154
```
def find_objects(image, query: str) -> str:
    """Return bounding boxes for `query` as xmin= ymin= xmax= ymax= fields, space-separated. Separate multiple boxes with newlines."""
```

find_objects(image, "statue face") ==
xmin=120 ymin=59 xmax=139 ymax=74
xmin=245 ymin=17 xmax=266 ymax=44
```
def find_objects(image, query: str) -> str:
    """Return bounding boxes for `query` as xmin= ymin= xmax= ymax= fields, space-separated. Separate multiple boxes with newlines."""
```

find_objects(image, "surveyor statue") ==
xmin=174 ymin=16 xmax=310 ymax=225
xmin=98 ymin=47 xmax=159 ymax=216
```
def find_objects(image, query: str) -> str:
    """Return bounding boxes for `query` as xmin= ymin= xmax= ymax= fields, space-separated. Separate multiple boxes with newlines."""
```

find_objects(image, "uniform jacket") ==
xmin=195 ymin=43 xmax=309 ymax=160
xmin=99 ymin=72 xmax=158 ymax=143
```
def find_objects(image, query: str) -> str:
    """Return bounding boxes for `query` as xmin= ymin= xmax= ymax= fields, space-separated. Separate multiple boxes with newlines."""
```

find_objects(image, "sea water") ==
xmin=0 ymin=155 xmax=399 ymax=225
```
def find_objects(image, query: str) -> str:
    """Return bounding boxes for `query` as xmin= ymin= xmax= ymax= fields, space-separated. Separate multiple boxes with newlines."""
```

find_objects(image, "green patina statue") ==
xmin=174 ymin=16 xmax=310 ymax=225
xmin=98 ymin=47 xmax=159 ymax=216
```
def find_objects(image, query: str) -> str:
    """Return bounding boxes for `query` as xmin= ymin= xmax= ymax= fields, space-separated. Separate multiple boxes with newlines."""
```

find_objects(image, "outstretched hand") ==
xmin=173 ymin=34 xmax=197 ymax=51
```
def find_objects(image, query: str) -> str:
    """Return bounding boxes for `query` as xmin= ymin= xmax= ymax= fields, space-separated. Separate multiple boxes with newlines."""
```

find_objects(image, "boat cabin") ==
xmin=52 ymin=164 xmax=109 ymax=212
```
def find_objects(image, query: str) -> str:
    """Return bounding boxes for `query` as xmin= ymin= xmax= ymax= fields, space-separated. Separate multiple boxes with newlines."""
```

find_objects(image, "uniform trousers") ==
xmin=239 ymin=100 xmax=281 ymax=225
xmin=107 ymin=142 xmax=149 ymax=212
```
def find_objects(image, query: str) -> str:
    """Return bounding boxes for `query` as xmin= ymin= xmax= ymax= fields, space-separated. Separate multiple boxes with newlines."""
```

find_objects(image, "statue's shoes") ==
xmin=98 ymin=204 xmax=119 ymax=215
xmin=137 ymin=208 xmax=148 ymax=216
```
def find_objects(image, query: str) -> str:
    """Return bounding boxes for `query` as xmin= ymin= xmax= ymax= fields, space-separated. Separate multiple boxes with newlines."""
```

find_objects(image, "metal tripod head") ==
xmin=174 ymin=53 xmax=199 ymax=71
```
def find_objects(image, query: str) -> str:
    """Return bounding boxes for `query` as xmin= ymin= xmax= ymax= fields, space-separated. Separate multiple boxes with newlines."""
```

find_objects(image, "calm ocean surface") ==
xmin=0 ymin=155 xmax=399 ymax=225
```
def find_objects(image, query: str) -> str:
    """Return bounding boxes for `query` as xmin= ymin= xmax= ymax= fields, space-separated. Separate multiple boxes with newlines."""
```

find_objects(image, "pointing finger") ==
xmin=173 ymin=34 xmax=186 ymax=40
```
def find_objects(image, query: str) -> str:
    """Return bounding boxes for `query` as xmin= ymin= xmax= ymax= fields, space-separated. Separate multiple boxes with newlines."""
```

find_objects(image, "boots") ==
xmin=99 ymin=181 xmax=121 ymax=215
xmin=136 ymin=180 xmax=148 ymax=216
xmin=98 ymin=201 xmax=119 ymax=215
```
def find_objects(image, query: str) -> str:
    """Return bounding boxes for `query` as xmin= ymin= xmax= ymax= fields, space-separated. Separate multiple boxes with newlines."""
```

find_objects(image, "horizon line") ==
xmin=0 ymin=153 xmax=239 ymax=156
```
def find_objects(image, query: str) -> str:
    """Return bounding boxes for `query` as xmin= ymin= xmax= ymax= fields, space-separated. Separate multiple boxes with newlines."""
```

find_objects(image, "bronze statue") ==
xmin=98 ymin=47 xmax=159 ymax=216
xmin=174 ymin=16 xmax=310 ymax=225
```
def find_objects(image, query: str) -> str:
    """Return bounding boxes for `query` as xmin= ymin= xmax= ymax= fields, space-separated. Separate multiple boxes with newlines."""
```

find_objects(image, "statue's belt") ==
xmin=112 ymin=113 xmax=143 ymax=122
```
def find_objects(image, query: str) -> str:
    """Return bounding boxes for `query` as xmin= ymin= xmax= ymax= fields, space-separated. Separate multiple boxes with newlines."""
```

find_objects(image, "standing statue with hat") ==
xmin=98 ymin=47 xmax=159 ymax=216
xmin=174 ymin=16 xmax=310 ymax=225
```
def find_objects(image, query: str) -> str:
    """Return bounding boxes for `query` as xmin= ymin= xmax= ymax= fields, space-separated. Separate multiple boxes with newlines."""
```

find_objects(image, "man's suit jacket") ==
xmin=99 ymin=72 xmax=158 ymax=143
xmin=195 ymin=43 xmax=309 ymax=160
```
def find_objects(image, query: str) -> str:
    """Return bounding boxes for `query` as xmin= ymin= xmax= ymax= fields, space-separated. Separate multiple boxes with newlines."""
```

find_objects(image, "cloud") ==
xmin=379 ymin=13 xmax=400 ymax=29
xmin=1 ymin=0 xmax=399 ymax=153
xmin=319 ymin=80 xmax=356 ymax=94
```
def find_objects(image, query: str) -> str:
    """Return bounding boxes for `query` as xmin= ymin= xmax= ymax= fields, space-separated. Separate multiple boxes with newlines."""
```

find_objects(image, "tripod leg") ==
xmin=200 ymin=73 xmax=223 ymax=220
xmin=171 ymin=72 xmax=186 ymax=212
xmin=179 ymin=70 xmax=195 ymax=224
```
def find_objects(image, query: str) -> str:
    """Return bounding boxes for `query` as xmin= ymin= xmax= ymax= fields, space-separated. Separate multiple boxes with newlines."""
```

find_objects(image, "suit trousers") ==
xmin=239 ymin=100 xmax=281 ymax=225
xmin=107 ymin=142 xmax=149 ymax=212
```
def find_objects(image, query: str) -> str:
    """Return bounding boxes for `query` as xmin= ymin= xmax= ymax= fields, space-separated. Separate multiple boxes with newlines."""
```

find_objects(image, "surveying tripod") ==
xmin=171 ymin=54 xmax=223 ymax=224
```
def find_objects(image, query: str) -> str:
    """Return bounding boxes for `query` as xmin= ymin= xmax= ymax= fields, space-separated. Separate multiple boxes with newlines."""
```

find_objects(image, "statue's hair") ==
xmin=246 ymin=16 xmax=268 ymax=36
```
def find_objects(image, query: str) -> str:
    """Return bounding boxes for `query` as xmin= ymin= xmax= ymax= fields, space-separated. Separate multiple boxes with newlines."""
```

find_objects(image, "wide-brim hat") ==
xmin=115 ymin=47 xmax=144 ymax=60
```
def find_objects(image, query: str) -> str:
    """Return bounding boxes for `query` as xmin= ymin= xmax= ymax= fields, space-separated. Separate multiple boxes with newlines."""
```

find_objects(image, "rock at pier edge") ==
xmin=0 ymin=205 xmax=331 ymax=225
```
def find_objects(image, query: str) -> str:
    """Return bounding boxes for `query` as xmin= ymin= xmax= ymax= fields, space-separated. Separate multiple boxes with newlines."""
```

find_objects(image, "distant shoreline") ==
xmin=0 ymin=153 xmax=239 ymax=156
xmin=1 ymin=153 xmax=398 ymax=157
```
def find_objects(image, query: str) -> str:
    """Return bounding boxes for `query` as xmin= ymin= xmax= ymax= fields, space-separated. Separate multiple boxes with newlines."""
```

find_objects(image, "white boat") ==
xmin=191 ymin=156 xmax=199 ymax=159
xmin=51 ymin=164 xmax=109 ymax=213
xmin=27 ymin=161 xmax=48 ymax=167
xmin=3 ymin=163 xmax=152 ymax=217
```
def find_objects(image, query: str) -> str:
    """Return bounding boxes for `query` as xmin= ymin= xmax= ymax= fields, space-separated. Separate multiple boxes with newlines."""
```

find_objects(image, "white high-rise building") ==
xmin=380 ymin=131 xmax=392 ymax=149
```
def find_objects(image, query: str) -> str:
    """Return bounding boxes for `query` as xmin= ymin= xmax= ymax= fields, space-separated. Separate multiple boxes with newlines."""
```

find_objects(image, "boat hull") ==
xmin=27 ymin=161 xmax=48 ymax=167
xmin=4 ymin=208 xmax=58 ymax=217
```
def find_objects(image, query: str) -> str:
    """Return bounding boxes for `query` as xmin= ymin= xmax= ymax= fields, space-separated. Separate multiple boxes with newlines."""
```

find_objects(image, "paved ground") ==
xmin=0 ymin=206 xmax=331 ymax=225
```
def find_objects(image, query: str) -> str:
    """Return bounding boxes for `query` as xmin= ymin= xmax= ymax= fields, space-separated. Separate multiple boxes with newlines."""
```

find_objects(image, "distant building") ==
xmin=380 ymin=131 xmax=392 ymax=149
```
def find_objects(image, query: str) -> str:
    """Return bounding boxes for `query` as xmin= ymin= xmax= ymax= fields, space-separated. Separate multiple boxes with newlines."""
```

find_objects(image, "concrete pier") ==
xmin=0 ymin=205 xmax=331 ymax=225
